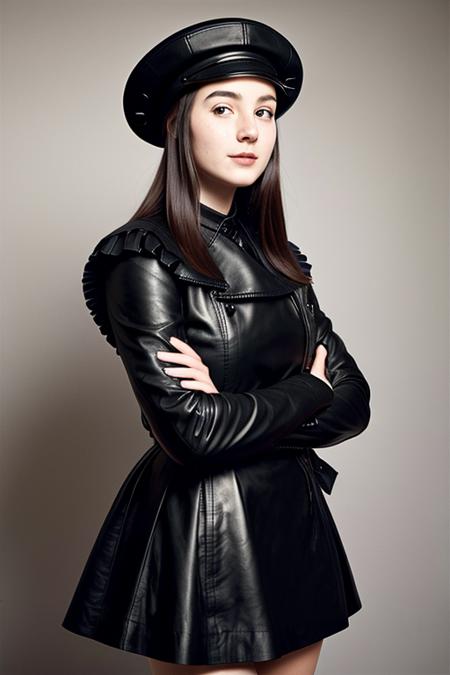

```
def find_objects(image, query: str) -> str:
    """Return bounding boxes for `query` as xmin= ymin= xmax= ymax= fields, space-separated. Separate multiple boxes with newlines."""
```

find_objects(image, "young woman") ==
xmin=61 ymin=17 xmax=371 ymax=675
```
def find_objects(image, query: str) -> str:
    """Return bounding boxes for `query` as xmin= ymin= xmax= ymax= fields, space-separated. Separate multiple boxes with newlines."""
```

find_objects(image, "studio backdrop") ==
xmin=1 ymin=1 xmax=449 ymax=674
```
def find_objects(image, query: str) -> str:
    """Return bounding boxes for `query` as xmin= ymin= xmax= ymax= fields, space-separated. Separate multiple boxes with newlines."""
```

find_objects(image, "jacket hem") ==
xmin=61 ymin=602 xmax=362 ymax=666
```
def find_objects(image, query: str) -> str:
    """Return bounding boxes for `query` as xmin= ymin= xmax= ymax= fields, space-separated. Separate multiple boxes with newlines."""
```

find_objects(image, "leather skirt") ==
xmin=61 ymin=441 xmax=362 ymax=666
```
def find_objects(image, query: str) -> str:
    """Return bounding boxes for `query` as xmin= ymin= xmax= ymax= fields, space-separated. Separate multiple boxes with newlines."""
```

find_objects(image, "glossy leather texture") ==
xmin=61 ymin=201 xmax=371 ymax=666
xmin=123 ymin=17 xmax=303 ymax=147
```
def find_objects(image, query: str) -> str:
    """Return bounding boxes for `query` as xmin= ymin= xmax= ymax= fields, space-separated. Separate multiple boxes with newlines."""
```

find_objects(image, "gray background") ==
xmin=1 ymin=1 xmax=449 ymax=674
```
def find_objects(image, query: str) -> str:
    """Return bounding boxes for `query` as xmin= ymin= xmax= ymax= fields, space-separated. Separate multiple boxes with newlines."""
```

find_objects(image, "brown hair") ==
xmin=127 ymin=87 xmax=311 ymax=285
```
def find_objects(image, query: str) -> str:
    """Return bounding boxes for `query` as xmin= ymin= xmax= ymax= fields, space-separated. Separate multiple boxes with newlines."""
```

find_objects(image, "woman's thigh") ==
xmin=255 ymin=639 xmax=324 ymax=675
xmin=148 ymin=656 xmax=258 ymax=675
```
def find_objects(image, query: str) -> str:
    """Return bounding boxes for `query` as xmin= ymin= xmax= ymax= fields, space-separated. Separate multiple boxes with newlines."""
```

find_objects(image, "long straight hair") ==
xmin=128 ymin=87 xmax=311 ymax=285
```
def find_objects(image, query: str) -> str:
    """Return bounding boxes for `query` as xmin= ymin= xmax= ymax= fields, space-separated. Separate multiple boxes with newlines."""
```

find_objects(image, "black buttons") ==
xmin=224 ymin=303 xmax=236 ymax=316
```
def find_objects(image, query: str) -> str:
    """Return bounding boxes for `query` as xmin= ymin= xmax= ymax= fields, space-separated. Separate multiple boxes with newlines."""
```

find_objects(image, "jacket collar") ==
xmin=197 ymin=199 xmax=302 ymax=299
xmin=198 ymin=200 xmax=239 ymax=240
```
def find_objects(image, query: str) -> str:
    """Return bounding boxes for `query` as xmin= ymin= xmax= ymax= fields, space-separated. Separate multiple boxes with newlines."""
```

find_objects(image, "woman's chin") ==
xmin=225 ymin=171 xmax=262 ymax=188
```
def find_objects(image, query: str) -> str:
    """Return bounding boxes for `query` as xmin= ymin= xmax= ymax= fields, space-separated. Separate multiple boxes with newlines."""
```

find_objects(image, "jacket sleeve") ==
xmin=104 ymin=253 xmax=334 ymax=467
xmin=276 ymin=282 xmax=371 ymax=450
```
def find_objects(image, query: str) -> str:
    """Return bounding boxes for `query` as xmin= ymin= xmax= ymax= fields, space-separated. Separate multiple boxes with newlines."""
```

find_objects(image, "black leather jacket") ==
xmin=83 ymin=202 xmax=370 ymax=486
xmin=63 ymin=201 xmax=371 ymax=662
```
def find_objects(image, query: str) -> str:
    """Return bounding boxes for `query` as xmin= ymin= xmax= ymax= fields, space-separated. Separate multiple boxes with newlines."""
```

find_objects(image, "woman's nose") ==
xmin=236 ymin=114 xmax=258 ymax=141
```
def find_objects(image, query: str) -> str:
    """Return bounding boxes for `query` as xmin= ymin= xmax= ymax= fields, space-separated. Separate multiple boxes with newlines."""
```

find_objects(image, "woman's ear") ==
xmin=165 ymin=103 xmax=179 ymax=140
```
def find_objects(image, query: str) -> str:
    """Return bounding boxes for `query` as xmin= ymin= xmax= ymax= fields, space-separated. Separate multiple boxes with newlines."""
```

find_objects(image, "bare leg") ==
xmin=148 ymin=656 xmax=258 ymax=675
xmin=255 ymin=639 xmax=324 ymax=675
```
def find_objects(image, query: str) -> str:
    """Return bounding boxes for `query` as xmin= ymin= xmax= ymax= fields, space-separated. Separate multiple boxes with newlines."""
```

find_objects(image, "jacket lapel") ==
xmin=204 ymin=230 xmax=302 ymax=299
xmin=198 ymin=202 xmax=303 ymax=300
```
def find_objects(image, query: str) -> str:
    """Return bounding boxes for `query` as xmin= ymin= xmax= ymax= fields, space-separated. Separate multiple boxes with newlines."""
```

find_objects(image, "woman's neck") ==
xmin=198 ymin=189 xmax=236 ymax=217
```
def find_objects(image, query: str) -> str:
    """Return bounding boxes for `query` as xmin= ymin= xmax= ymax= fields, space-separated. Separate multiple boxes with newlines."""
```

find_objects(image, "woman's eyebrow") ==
xmin=203 ymin=90 xmax=277 ymax=104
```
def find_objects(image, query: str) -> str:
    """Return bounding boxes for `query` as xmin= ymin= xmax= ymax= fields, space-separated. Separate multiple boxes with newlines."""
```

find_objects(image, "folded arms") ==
xmin=104 ymin=254 xmax=334 ymax=466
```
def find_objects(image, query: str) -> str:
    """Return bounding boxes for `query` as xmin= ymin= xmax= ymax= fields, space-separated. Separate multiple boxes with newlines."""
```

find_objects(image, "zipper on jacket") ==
xmin=213 ymin=289 xmax=299 ymax=301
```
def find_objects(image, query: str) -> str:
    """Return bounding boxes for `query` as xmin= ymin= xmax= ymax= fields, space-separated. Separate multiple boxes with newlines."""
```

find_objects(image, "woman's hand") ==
xmin=156 ymin=336 xmax=219 ymax=394
xmin=310 ymin=344 xmax=333 ymax=389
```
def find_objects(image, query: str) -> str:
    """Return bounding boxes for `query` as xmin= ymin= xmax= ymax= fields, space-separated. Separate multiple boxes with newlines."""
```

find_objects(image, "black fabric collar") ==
xmin=199 ymin=199 xmax=260 ymax=260
xmin=199 ymin=199 xmax=239 ymax=238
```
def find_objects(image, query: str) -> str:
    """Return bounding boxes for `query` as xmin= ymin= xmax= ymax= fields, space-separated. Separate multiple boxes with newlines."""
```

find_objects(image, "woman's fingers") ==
xmin=313 ymin=344 xmax=327 ymax=359
xmin=179 ymin=380 xmax=218 ymax=393
xmin=311 ymin=344 xmax=327 ymax=366
xmin=156 ymin=350 xmax=208 ymax=372
xmin=163 ymin=366 xmax=210 ymax=383
xmin=156 ymin=337 xmax=219 ymax=393
xmin=310 ymin=343 xmax=332 ymax=389
xmin=168 ymin=335 xmax=202 ymax=360
xmin=156 ymin=336 xmax=205 ymax=367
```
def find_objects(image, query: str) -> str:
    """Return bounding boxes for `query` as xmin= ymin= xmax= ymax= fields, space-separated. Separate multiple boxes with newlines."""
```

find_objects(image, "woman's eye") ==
xmin=212 ymin=106 xmax=274 ymax=119
xmin=212 ymin=105 xmax=231 ymax=115
xmin=256 ymin=108 xmax=274 ymax=119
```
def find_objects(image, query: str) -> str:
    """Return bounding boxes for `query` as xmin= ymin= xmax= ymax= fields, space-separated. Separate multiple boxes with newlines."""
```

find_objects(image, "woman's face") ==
xmin=189 ymin=76 xmax=277 ymax=199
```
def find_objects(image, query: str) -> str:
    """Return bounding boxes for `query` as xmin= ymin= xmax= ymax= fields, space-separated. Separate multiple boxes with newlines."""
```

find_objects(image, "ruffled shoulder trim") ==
xmin=82 ymin=217 xmax=228 ymax=351
xmin=287 ymin=240 xmax=312 ymax=278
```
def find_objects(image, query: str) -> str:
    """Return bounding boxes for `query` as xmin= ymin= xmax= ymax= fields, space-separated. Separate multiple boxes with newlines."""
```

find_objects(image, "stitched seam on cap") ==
xmin=243 ymin=21 xmax=248 ymax=44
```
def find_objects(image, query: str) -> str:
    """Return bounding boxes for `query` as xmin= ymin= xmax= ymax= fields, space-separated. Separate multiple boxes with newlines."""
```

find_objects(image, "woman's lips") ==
xmin=229 ymin=156 xmax=257 ymax=165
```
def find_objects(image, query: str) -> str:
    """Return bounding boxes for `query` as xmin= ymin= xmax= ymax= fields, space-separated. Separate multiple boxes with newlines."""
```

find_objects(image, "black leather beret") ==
xmin=123 ymin=17 xmax=303 ymax=147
